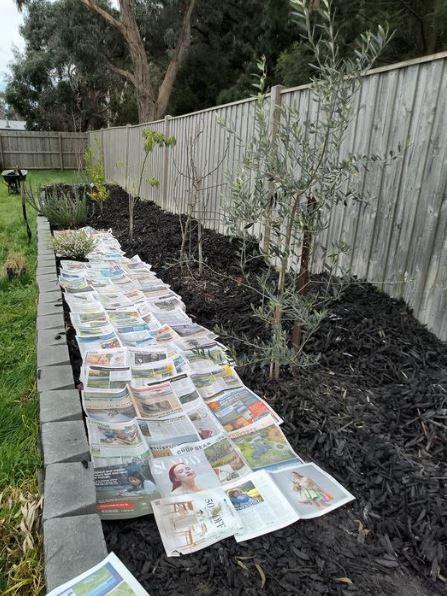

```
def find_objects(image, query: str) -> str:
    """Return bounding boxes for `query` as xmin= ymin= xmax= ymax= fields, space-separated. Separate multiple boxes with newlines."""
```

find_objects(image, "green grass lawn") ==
xmin=0 ymin=169 xmax=82 ymax=594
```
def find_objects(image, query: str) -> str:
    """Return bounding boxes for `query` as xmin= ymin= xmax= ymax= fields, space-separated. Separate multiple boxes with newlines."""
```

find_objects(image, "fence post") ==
xmin=58 ymin=133 xmax=64 ymax=170
xmin=124 ymin=124 xmax=131 ymax=189
xmin=262 ymin=84 xmax=284 ymax=255
xmin=162 ymin=115 xmax=172 ymax=209
xmin=0 ymin=133 xmax=4 ymax=169
xmin=101 ymin=129 xmax=106 ymax=179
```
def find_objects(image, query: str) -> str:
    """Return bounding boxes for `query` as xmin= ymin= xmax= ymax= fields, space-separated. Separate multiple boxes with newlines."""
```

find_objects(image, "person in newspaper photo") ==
xmin=169 ymin=463 xmax=203 ymax=494
xmin=291 ymin=470 xmax=334 ymax=509
xmin=119 ymin=465 xmax=158 ymax=495
xmin=227 ymin=484 xmax=263 ymax=510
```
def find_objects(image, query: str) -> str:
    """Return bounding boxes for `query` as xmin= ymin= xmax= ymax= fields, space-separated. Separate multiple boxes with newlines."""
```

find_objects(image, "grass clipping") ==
xmin=0 ymin=478 xmax=44 ymax=595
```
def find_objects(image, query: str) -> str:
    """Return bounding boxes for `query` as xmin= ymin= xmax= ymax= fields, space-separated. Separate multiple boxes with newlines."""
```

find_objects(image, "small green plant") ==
xmin=3 ymin=251 xmax=27 ymax=281
xmin=26 ymin=186 xmax=88 ymax=229
xmin=84 ymin=143 xmax=109 ymax=208
xmin=126 ymin=128 xmax=176 ymax=241
xmin=51 ymin=229 xmax=97 ymax=260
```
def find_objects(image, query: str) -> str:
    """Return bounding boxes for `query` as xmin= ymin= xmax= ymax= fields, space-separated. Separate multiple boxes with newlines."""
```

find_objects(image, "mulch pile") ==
xmin=61 ymin=186 xmax=446 ymax=595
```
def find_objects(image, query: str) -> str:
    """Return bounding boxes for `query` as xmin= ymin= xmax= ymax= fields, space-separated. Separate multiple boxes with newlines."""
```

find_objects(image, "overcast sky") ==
xmin=0 ymin=0 xmax=25 ymax=91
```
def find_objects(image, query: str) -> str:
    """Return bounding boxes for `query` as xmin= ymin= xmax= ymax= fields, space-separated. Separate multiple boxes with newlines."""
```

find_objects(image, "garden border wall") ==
xmin=35 ymin=216 xmax=107 ymax=592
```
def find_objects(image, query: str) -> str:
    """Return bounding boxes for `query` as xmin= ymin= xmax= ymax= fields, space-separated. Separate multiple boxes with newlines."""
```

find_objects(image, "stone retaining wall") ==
xmin=36 ymin=215 xmax=107 ymax=591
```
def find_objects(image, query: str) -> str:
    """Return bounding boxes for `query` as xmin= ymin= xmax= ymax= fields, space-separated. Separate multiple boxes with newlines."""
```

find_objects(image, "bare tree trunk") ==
xmin=292 ymin=195 xmax=317 ymax=352
xmin=129 ymin=194 xmax=134 ymax=241
xmin=81 ymin=0 xmax=197 ymax=123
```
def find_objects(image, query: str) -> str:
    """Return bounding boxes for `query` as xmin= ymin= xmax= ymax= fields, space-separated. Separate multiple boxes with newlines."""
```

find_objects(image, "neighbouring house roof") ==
xmin=0 ymin=119 xmax=27 ymax=130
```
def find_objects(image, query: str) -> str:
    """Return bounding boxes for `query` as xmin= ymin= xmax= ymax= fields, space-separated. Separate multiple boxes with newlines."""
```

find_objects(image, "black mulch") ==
xmin=61 ymin=186 xmax=446 ymax=595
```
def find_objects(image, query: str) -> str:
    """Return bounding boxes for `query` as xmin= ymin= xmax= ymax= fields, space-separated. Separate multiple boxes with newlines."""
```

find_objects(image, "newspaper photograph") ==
xmin=230 ymin=417 xmax=303 ymax=471
xmin=269 ymin=463 xmax=355 ymax=519
xmin=83 ymin=348 xmax=128 ymax=368
xmin=83 ymin=366 xmax=131 ymax=390
xmin=130 ymin=359 xmax=177 ymax=386
xmin=205 ymin=386 xmax=282 ymax=432
xmin=94 ymin=450 xmax=160 ymax=519
xmin=46 ymin=552 xmax=149 ymax=596
xmin=224 ymin=470 xmax=298 ymax=541
xmin=128 ymin=346 xmax=168 ymax=366
xmin=150 ymin=444 xmax=221 ymax=497
xmin=88 ymin=419 xmax=146 ymax=457
xmin=152 ymin=488 xmax=242 ymax=556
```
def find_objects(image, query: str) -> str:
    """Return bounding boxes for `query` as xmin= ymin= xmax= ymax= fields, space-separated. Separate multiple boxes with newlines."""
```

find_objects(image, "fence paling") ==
xmin=0 ymin=130 xmax=88 ymax=170
xmin=88 ymin=51 xmax=447 ymax=342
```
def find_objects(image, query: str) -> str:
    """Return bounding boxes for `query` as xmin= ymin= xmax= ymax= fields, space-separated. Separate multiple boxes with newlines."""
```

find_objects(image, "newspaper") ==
xmin=93 ymin=447 xmax=160 ymax=519
xmin=130 ymin=359 xmax=177 ymax=386
xmin=150 ymin=434 xmax=250 ymax=497
xmin=82 ymin=388 xmax=137 ymax=423
xmin=269 ymin=462 xmax=355 ymax=519
xmin=57 ymin=227 xmax=355 ymax=554
xmin=83 ymin=366 xmax=131 ymax=390
xmin=46 ymin=552 xmax=150 ymax=595
xmin=229 ymin=416 xmax=303 ymax=471
xmin=88 ymin=419 xmax=146 ymax=457
xmin=191 ymin=365 xmax=243 ymax=399
xmin=204 ymin=386 xmax=282 ymax=432
xmin=224 ymin=470 xmax=298 ymax=541
xmin=152 ymin=488 xmax=242 ymax=556
xmin=185 ymin=402 xmax=225 ymax=440
xmin=129 ymin=382 xmax=183 ymax=419
xmin=139 ymin=413 xmax=200 ymax=457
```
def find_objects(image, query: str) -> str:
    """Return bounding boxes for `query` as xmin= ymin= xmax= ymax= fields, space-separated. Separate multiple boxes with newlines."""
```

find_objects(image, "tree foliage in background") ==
xmin=7 ymin=0 xmax=447 ymax=129
xmin=6 ymin=0 xmax=135 ymax=130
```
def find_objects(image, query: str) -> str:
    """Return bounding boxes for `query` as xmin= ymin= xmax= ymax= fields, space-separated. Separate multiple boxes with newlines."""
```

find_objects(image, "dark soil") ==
xmin=64 ymin=186 xmax=446 ymax=595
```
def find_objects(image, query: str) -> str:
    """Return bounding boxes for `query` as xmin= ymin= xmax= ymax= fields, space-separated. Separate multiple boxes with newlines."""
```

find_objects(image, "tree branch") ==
xmin=156 ymin=0 xmax=197 ymax=118
xmin=105 ymin=59 xmax=136 ymax=85
xmin=80 ymin=0 xmax=125 ymax=36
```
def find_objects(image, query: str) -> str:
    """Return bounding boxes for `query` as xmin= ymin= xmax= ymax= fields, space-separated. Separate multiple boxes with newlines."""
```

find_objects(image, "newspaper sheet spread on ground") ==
xmin=56 ymin=227 xmax=355 ymax=555
xmin=46 ymin=552 xmax=150 ymax=595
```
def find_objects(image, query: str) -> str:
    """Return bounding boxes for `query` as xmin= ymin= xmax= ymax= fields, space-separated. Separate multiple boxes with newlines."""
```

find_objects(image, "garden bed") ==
xmin=60 ymin=185 xmax=446 ymax=595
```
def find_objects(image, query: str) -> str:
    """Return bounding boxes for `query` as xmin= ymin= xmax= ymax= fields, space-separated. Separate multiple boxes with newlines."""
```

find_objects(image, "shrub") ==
xmin=51 ymin=230 xmax=97 ymax=260
xmin=3 ymin=251 xmax=27 ymax=280
xmin=26 ymin=186 xmax=88 ymax=228
xmin=84 ymin=145 xmax=109 ymax=207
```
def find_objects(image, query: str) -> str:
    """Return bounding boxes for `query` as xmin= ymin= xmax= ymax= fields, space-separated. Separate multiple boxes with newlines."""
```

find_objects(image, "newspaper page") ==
xmin=46 ymin=552 xmax=150 ymax=596
xmin=152 ymin=488 xmax=242 ymax=556
xmin=205 ymin=386 xmax=282 ymax=432
xmin=170 ymin=374 xmax=201 ymax=407
xmin=191 ymin=366 xmax=243 ymax=399
xmin=129 ymin=382 xmax=183 ymax=419
xmin=88 ymin=419 xmax=146 ymax=457
xmin=186 ymin=402 xmax=225 ymax=440
xmin=84 ymin=348 xmax=128 ymax=368
xmin=93 ymin=448 xmax=160 ymax=519
xmin=150 ymin=443 xmax=221 ymax=497
xmin=269 ymin=463 xmax=355 ymax=519
xmin=82 ymin=388 xmax=137 ymax=423
xmin=224 ymin=470 xmax=299 ymax=541
xmin=77 ymin=333 xmax=122 ymax=359
xmin=128 ymin=347 xmax=168 ymax=366
xmin=139 ymin=413 xmax=200 ymax=457
xmin=83 ymin=366 xmax=131 ymax=390
xmin=230 ymin=417 xmax=303 ymax=471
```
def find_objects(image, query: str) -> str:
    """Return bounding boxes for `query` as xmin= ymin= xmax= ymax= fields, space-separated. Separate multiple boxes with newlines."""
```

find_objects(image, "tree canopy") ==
xmin=6 ymin=0 xmax=447 ymax=130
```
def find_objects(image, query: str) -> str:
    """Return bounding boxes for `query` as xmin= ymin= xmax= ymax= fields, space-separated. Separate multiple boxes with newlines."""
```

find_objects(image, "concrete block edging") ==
xmin=36 ymin=216 xmax=107 ymax=591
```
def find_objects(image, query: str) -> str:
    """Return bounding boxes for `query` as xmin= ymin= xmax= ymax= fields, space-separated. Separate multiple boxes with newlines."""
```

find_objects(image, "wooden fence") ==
xmin=89 ymin=51 xmax=447 ymax=341
xmin=0 ymin=130 xmax=88 ymax=170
